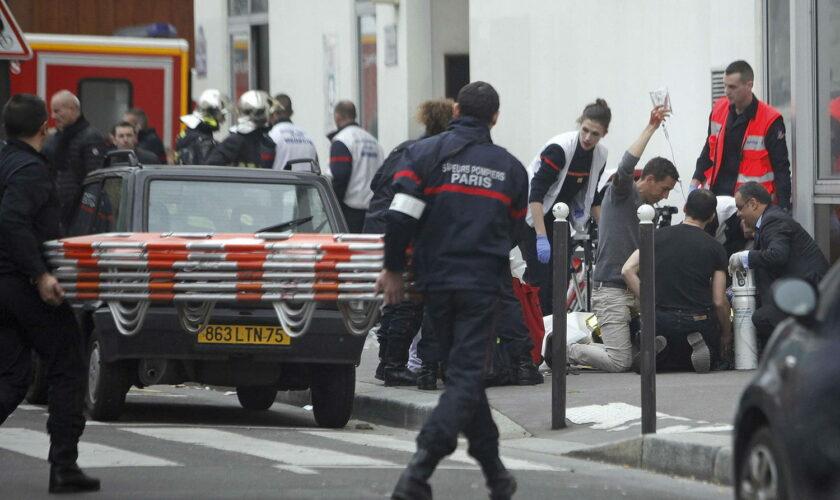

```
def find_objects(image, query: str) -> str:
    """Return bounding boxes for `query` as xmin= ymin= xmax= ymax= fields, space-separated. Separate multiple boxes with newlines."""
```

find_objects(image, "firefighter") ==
xmin=177 ymin=89 xmax=228 ymax=165
xmin=206 ymin=90 xmax=276 ymax=169
xmin=376 ymin=81 xmax=525 ymax=500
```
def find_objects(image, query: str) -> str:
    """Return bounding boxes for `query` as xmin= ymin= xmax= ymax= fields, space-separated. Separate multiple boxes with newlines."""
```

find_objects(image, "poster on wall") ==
xmin=195 ymin=26 xmax=207 ymax=77
xmin=323 ymin=34 xmax=339 ymax=135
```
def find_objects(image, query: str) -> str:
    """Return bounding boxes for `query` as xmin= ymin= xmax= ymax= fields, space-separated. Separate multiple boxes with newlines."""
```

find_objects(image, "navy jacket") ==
xmin=749 ymin=205 xmax=829 ymax=301
xmin=206 ymin=127 xmax=275 ymax=169
xmin=363 ymin=139 xmax=417 ymax=234
xmin=383 ymin=116 xmax=528 ymax=293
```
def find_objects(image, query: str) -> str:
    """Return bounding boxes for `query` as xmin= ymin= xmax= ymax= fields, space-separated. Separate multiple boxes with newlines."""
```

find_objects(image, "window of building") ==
xmin=766 ymin=0 xmax=792 ymax=121
xmin=229 ymin=1 xmax=269 ymax=102
xmin=357 ymin=2 xmax=378 ymax=136
xmin=816 ymin=0 xmax=840 ymax=180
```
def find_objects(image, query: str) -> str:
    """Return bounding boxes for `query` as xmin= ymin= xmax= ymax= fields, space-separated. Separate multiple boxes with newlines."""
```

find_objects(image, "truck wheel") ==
xmin=310 ymin=364 xmax=355 ymax=428
xmin=236 ymin=385 xmax=278 ymax=410
xmin=25 ymin=352 xmax=49 ymax=404
xmin=85 ymin=332 xmax=131 ymax=421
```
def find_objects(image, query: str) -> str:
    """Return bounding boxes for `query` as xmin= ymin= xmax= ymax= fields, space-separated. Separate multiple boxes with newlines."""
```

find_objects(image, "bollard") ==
xmin=637 ymin=204 xmax=657 ymax=435
xmin=731 ymin=269 xmax=758 ymax=369
xmin=551 ymin=202 xmax=569 ymax=430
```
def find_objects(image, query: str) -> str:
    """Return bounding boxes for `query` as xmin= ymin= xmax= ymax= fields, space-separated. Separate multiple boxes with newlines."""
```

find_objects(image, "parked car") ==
xmin=734 ymin=259 xmax=840 ymax=499
xmin=27 ymin=162 xmax=366 ymax=428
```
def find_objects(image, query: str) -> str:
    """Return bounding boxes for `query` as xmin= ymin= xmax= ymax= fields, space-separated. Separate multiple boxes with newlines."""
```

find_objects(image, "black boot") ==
xmin=479 ymin=457 xmax=517 ymax=500
xmin=384 ymin=362 xmax=418 ymax=387
xmin=49 ymin=464 xmax=101 ymax=494
xmin=416 ymin=363 xmax=438 ymax=390
xmin=392 ymin=449 xmax=441 ymax=500
xmin=375 ymin=361 xmax=386 ymax=381
xmin=515 ymin=358 xmax=544 ymax=386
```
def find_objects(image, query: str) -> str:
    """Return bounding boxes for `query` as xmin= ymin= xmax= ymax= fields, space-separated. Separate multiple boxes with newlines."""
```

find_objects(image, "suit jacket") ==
xmin=749 ymin=205 xmax=829 ymax=300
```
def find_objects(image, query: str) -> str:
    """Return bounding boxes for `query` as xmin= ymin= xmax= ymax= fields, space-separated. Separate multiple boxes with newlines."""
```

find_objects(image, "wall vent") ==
xmin=711 ymin=69 xmax=726 ymax=104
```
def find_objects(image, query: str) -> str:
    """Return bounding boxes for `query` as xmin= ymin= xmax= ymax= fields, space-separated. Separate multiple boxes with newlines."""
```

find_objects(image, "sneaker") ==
xmin=687 ymin=332 xmax=711 ymax=374
xmin=631 ymin=336 xmax=668 ymax=374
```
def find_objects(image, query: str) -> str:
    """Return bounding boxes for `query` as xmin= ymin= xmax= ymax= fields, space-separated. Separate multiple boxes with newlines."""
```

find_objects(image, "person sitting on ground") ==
xmin=622 ymin=189 xmax=732 ymax=373
xmin=567 ymin=104 xmax=675 ymax=373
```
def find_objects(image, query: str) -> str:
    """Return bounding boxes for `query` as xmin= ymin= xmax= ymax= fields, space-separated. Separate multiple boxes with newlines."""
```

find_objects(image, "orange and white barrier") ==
xmin=45 ymin=232 xmax=394 ymax=338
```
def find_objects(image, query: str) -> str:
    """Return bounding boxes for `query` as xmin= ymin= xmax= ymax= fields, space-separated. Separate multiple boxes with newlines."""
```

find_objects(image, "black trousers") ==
xmin=416 ymin=290 xmax=500 ymax=461
xmin=655 ymin=308 xmax=720 ymax=371
xmin=340 ymin=203 xmax=367 ymax=233
xmin=0 ymin=273 xmax=86 ymax=465
xmin=752 ymin=301 xmax=786 ymax=343
xmin=522 ymin=213 xmax=573 ymax=316
xmin=379 ymin=301 xmax=423 ymax=364
xmin=496 ymin=273 xmax=534 ymax=360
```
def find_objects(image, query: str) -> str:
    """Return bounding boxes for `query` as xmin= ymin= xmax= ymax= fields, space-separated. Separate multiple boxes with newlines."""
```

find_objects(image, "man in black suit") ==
xmin=729 ymin=182 xmax=829 ymax=342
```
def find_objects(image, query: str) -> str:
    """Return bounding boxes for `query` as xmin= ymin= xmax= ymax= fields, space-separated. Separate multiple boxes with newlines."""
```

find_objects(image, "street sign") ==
xmin=0 ymin=0 xmax=31 ymax=60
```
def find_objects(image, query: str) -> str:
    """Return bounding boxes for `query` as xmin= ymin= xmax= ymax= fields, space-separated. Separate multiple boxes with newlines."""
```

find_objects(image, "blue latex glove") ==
xmin=688 ymin=183 xmax=698 ymax=193
xmin=536 ymin=235 xmax=551 ymax=264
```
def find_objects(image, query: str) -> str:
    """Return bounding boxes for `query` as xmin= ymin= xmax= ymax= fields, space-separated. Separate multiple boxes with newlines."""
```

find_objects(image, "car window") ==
xmin=96 ymin=177 xmax=125 ymax=233
xmin=67 ymin=182 xmax=102 ymax=236
xmin=146 ymin=179 xmax=334 ymax=234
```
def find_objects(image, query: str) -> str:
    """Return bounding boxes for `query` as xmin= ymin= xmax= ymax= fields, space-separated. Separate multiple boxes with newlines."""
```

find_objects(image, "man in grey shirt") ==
xmin=569 ymin=105 xmax=677 ymax=372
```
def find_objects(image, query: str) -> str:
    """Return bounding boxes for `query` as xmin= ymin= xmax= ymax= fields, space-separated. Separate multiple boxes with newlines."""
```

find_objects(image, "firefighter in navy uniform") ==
xmin=176 ymin=88 xmax=228 ymax=165
xmin=206 ymin=90 xmax=276 ymax=168
xmin=0 ymin=94 xmax=100 ymax=493
xmin=376 ymin=82 xmax=525 ymax=500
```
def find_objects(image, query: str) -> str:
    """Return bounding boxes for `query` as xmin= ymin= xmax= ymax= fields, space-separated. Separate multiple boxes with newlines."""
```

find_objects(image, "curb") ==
xmin=276 ymin=381 xmax=530 ymax=440
xmin=566 ymin=432 xmax=733 ymax=485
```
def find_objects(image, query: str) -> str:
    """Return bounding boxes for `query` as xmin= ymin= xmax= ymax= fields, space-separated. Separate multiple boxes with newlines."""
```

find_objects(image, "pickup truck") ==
xmin=27 ymin=163 xmax=367 ymax=428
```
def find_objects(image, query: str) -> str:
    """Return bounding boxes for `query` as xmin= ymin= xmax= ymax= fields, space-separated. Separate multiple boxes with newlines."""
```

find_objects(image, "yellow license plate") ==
xmin=197 ymin=325 xmax=290 ymax=345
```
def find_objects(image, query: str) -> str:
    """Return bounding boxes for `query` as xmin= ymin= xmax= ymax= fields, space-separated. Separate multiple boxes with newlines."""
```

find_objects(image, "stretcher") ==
xmin=45 ymin=232 xmax=390 ymax=338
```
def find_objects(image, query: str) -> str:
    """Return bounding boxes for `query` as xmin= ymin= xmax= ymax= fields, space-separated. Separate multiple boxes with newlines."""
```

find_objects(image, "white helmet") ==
xmin=196 ymin=88 xmax=228 ymax=123
xmin=237 ymin=90 xmax=273 ymax=129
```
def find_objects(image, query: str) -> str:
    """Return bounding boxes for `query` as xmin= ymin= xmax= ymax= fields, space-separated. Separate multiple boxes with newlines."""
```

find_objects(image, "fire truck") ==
xmin=8 ymin=33 xmax=189 ymax=147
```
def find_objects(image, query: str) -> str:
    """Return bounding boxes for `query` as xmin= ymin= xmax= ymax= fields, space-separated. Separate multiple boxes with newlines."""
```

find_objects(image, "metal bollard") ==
xmin=637 ymin=204 xmax=657 ymax=434
xmin=551 ymin=202 xmax=569 ymax=430
xmin=731 ymin=269 xmax=758 ymax=369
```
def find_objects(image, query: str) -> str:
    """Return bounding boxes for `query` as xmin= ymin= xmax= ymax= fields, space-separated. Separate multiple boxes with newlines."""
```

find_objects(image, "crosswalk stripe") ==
xmin=303 ymin=431 xmax=558 ymax=471
xmin=274 ymin=464 xmax=319 ymax=475
xmin=15 ymin=404 xmax=44 ymax=411
xmin=0 ymin=428 xmax=179 ymax=468
xmin=123 ymin=427 xmax=395 ymax=467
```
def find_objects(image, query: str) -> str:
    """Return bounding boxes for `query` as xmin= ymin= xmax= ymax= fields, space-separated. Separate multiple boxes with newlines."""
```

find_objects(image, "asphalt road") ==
xmin=0 ymin=385 xmax=731 ymax=499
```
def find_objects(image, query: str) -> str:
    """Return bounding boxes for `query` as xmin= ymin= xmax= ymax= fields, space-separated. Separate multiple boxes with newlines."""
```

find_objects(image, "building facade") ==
xmin=192 ymin=0 xmax=839 ymax=263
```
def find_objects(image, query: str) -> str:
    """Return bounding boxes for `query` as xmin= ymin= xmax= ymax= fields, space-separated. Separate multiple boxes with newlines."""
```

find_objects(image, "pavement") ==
xmin=278 ymin=335 xmax=755 ymax=486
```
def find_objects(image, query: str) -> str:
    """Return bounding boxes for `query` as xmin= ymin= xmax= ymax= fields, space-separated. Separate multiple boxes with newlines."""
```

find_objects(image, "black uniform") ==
xmin=176 ymin=121 xmax=219 ymax=165
xmin=41 ymin=116 xmax=106 ymax=227
xmin=0 ymin=139 xmax=87 ymax=467
xmin=138 ymin=128 xmax=167 ymax=163
xmin=206 ymin=127 xmax=275 ymax=168
xmin=384 ymin=116 xmax=528 ymax=462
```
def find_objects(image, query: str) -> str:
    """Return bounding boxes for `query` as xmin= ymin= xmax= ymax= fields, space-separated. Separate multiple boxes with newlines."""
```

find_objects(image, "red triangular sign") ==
xmin=0 ymin=0 xmax=31 ymax=60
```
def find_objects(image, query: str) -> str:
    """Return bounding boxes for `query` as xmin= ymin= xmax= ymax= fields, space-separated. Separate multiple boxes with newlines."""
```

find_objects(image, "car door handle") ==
xmin=780 ymin=355 xmax=797 ymax=379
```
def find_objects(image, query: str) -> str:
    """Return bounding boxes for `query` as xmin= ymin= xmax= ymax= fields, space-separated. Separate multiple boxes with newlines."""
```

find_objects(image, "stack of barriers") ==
xmin=44 ymin=232 xmax=389 ymax=338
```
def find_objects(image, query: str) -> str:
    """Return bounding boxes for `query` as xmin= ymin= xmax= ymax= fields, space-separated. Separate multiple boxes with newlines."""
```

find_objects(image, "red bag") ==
xmin=512 ymin=277 xmax=545 ymax=364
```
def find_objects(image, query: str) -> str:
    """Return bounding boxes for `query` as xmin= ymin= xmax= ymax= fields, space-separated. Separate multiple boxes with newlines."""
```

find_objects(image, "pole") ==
xmin=551 ymin=202 xmax=569 ymax=430
xmin=637 ymin=204 xmax=657 ymax=434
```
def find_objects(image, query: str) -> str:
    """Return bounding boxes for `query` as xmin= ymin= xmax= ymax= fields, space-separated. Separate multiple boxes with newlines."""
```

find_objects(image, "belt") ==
xmin=594 ymin=280 xmax=627 ymax=290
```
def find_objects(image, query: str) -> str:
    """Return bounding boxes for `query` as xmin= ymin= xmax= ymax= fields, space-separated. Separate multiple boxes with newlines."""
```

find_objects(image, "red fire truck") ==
xmin=9 ymin=33 xmax=188 ymax=147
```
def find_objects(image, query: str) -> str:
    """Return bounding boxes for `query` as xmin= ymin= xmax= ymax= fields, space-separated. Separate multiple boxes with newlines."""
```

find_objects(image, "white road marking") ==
xmin=566 ymin=403 xmax=729 ymax=433
xmin=15 ymin=404 xmax=44 ymax=411
xmin=303 ymin=431 xmax=558 ymax=471
xmin=0 ymin=428 xmax=179 ymax=467
xmin=274 ymin=464 xmax=319 ymax=475
xmin=123 ymin=427 xmax=395 ymax=467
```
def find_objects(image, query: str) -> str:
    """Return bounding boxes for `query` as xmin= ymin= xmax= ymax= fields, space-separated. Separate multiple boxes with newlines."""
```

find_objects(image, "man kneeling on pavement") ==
xmin=622 ymin=188 xmax=733 ymax=373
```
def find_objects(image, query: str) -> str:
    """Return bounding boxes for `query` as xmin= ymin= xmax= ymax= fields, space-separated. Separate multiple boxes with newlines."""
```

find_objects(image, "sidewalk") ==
xmin=279 ymin=338 xmax=754 ymax=486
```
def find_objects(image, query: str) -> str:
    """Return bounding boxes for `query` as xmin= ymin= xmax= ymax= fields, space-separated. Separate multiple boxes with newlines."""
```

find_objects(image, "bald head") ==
xmin=50 ymin=90 xmax=81 ymax=130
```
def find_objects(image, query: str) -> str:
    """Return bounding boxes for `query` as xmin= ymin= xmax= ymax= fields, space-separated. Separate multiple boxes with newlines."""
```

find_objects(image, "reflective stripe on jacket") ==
xmin=703 ymin=97 xmax=781 ymax=196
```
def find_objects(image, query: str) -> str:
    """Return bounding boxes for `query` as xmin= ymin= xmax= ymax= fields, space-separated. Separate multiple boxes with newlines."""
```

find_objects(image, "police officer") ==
xmin=207 ymin=90 xmax=276 ymax=168
xmin=0 ymin=94 xmax=100 ymax=493
xmin=177 ymin=88 xmax=228 ymax=165
xmin=376 ymin=81 xmax=525 ymax=500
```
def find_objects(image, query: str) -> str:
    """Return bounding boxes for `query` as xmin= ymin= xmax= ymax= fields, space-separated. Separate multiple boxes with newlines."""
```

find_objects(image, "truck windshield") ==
xmin=146 ymin=179 xmax=333 ymax=234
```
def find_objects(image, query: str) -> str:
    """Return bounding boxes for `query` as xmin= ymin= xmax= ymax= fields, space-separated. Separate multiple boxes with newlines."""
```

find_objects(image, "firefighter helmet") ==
xmin=237 ymin=90 xmax=273 ymax=128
